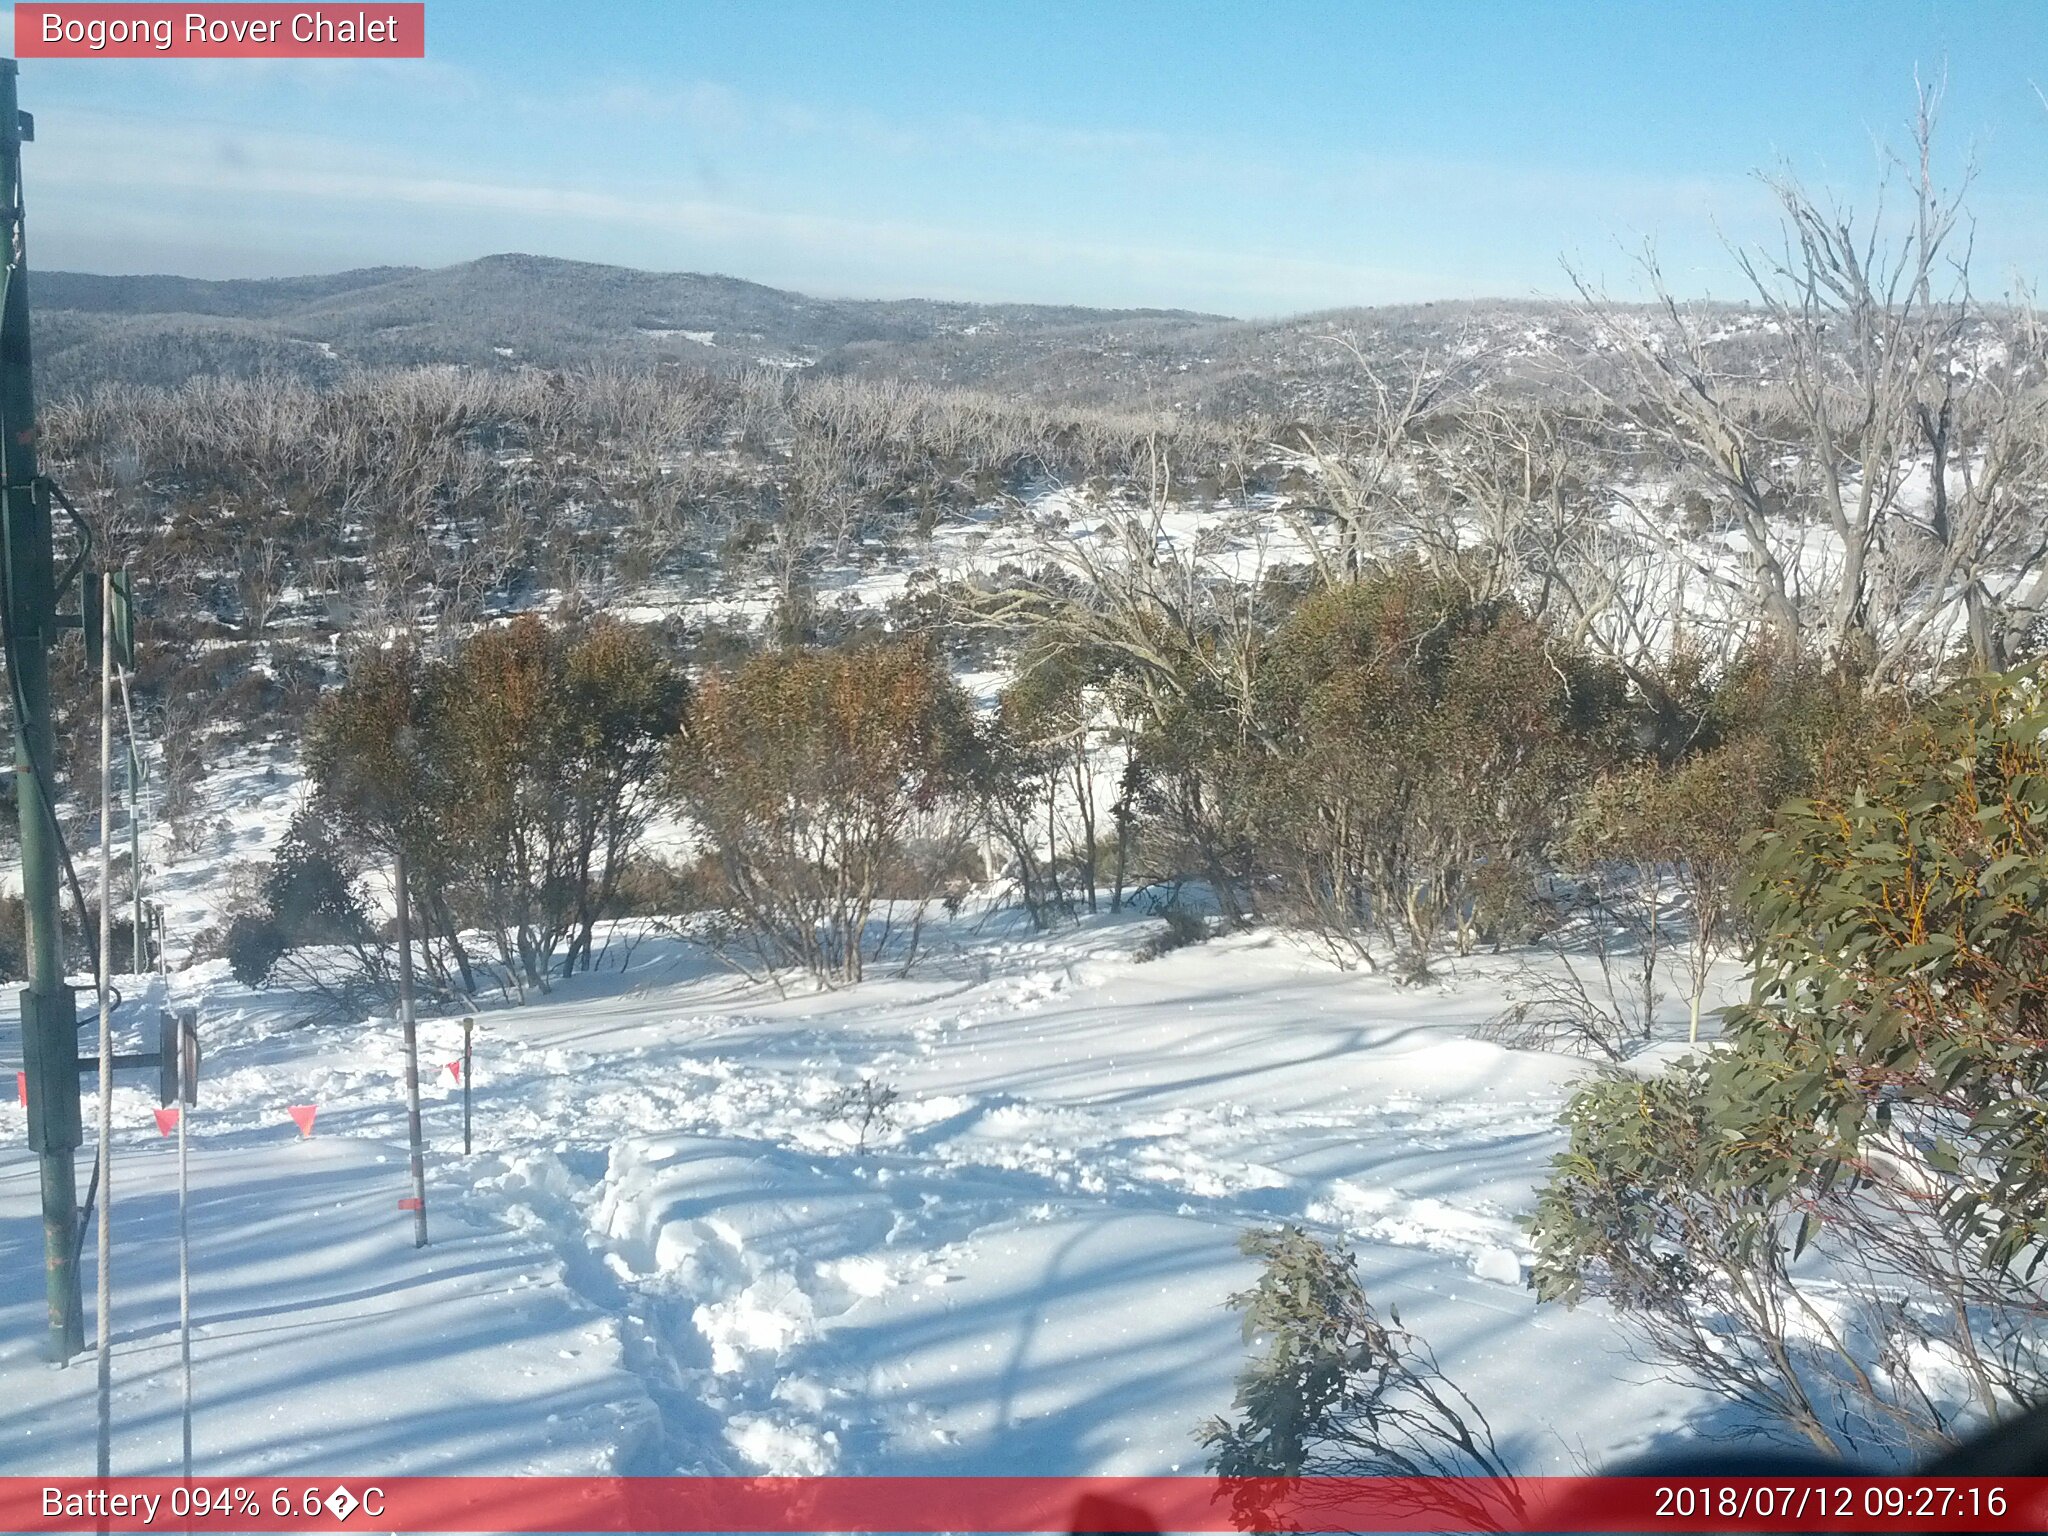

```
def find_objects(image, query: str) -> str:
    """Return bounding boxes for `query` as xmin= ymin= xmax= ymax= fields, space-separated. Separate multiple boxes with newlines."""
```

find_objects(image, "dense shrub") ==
xmin=304 ymin=616 xmax=686 ymax=1000
xmin=0 ymin=892 xmax=144 ymax=984
xmin=221 ymin=912 xmax=287 ymax=988
xmin=1529 ymin=666 xmax=2048 ymax=1459
xmin=1246 ymin=566 xmax=1627 ymax=976
xmin=668 ymin=639 xmax=975 ymax=984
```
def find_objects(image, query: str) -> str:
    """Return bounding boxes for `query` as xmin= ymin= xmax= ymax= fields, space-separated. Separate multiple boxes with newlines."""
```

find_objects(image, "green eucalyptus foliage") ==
xmin=1199 ymin=1226 xmax=1514 ymax=1482
xmin=1247 ymin=563 xmax=1627 ymax=971
xmin=1727 ymin=665 xmax=2048 ymax=1270
xmin=1527 ymin=666 xmax=2048 ymax=1454
xmin=1527 ymin=1056 xmax=1781 ymax=1310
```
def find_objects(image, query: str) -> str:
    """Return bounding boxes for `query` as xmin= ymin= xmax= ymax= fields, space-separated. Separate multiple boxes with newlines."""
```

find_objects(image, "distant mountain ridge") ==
xmin=31 ymin=253 xmax=1228 ymax=395
xmin=34 ymin=266 xmax=422 ymax=318
xmin=30 ymin=252 xmax=1792 ymax=416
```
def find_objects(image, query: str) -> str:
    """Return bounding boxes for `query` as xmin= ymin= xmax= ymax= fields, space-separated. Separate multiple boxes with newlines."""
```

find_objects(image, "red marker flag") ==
xmin=154 ymin=1106 xmax=179 ymax=1136
xmin=446 ymin=1060 xmax=462 ymax=1083
xmin=287 ymin=1104 xmax=318 ymax=1137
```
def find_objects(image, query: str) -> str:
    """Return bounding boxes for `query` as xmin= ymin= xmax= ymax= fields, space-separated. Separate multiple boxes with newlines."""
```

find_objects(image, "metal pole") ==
xmin=94 ymin=568 xmax=112 ymax=1478
xmin=168 ymin=954 xmax=187 ymax=1477
xmin=177 ymin=1032 xmax=191 ymax=1480
xmin=461 ymin=1017 xmax=472 ymax=1157
xmin=395 ymin=847 xmax=428 ymax=1247
xmin=0 ymin=60 xmax=82 ymax=1364
xmin=126 ymin=725 xmax=140 ymax=976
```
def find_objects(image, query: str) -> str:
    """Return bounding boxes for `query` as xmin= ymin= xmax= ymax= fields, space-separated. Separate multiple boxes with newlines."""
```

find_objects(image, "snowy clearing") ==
xmin=2 ymin=914 xmax=1738 ymax=1477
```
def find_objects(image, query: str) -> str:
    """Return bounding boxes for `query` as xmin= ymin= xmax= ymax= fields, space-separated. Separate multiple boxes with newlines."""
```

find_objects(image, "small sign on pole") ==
xmin=154 ymin=1107 xmax=178 ymax=1136
xmin=178 ymin=1012 xmax=199 ymax=1107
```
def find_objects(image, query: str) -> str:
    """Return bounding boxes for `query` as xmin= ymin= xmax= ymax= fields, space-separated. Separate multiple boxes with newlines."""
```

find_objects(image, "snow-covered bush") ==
xmin=818 ymin=1077 xmax=900 ymax=1154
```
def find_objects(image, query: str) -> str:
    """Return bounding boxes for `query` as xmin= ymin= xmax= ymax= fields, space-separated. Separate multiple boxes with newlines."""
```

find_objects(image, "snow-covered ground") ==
xmin=0 ymin=469 xmax=1795 ymax=1482
xmin=1 ymin=911 xmax=1740 ymax=1479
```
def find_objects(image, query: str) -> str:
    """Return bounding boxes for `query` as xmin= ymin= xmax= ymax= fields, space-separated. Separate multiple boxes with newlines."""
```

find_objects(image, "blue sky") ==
xmin=8 ymin=1 xmax=2048 ymax=315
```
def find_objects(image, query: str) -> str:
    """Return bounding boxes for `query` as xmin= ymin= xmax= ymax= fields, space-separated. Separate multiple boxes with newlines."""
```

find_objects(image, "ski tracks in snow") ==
xmin=22 ymin=921 xmax=1697 ymax=1476
xmin=404 ymin=928 xmax=1591 ymax=1473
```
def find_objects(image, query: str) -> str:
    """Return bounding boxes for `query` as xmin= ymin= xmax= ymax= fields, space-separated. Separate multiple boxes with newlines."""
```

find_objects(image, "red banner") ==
xmin=2 ymin=1476 xmax=2046 ymax=1533
xmin=14 ymin=5 xmax=426 ymax=58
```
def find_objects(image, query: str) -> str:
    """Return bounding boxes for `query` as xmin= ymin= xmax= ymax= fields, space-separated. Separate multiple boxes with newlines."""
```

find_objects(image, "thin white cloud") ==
xmin=29 ymin=107 xmax=1461 ymax=311
xmin=43 ymin=87 xmax=2029 ymax=314
xmin=18 ymin=51 xmax=477 ymax=99
xmin=589 ymin=76 xmax=1173 ymax=162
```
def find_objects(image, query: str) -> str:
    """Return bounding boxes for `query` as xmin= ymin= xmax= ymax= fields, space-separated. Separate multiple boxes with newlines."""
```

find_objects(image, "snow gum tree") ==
xmin=303 ymin=640 xmax=481 ymax=997
xmin=302 ymin=618 xmax=686 ymax=1001
xmin=1567 ymin=655 xmax=1867 ymax=1045
xmin=556 ymin=620 xmax=694 ymax=970
xmin=668 ymin=639 xmax=976 ymax=985
xmin=1573 ymin=86 xmax=2048 ymax=682
xmin=1529 ymin=666 xmax=2048 ymax=1459
xmin=972 ymin=641 xmax=1107 ymax=928
xmin=1248 ymin=564 xmax=1625 ymax=976
xmin=432 ymin=616 xmax=689 ymax=992
xmin=955 ymin=447 xmax=1277 ymax=927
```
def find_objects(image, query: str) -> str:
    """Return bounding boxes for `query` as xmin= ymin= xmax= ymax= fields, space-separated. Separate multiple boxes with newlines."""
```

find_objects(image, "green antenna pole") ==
xmin=0 ymin=59 xmax=83 ymax=1364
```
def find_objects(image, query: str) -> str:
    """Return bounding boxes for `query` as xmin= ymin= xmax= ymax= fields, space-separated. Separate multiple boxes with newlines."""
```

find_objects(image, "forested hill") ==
xmin=30 ymin=252 xmax=1836 ymax=419
xmin=29 ymin=253 xmax=1224 ymax=396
